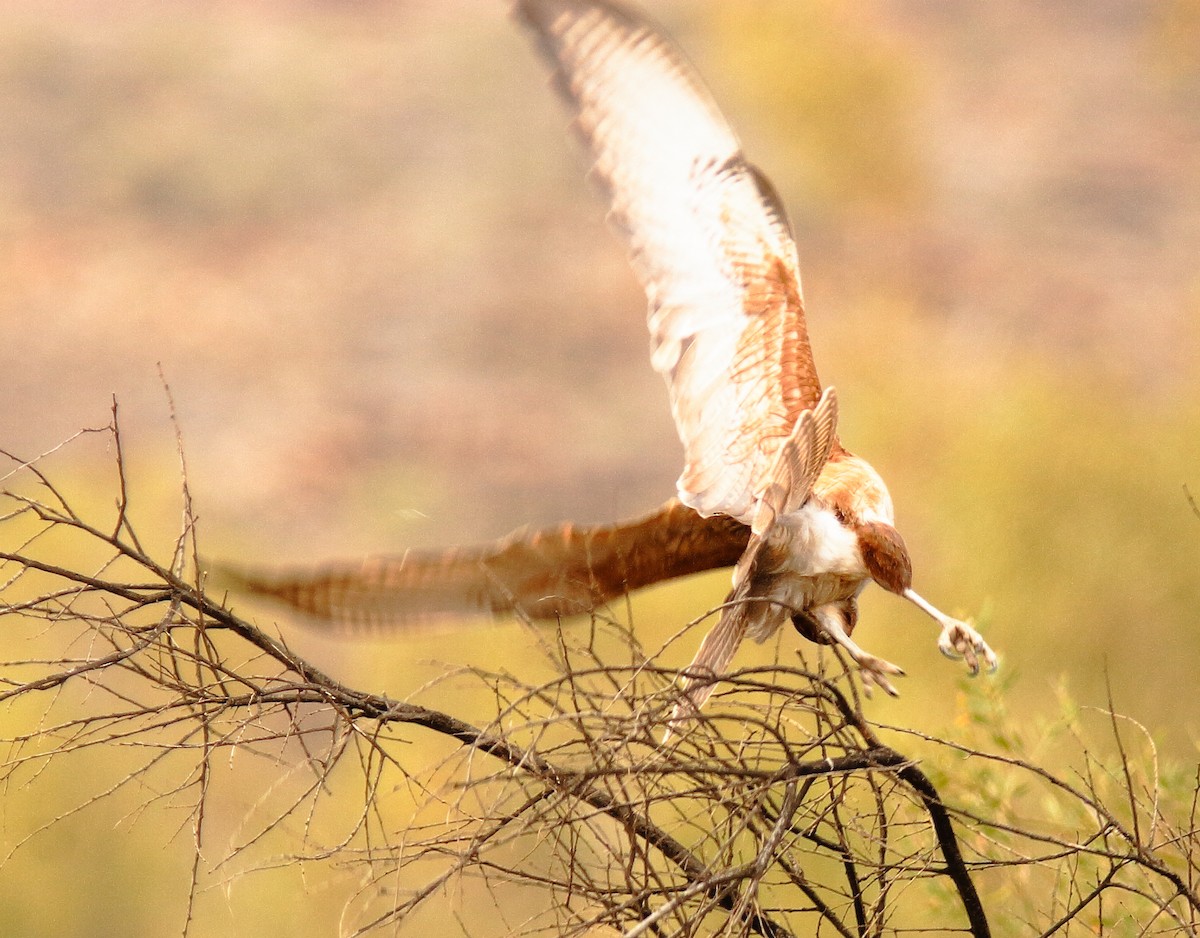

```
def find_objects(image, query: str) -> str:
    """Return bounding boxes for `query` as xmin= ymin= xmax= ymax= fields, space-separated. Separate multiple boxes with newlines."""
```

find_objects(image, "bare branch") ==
xmin=2 ymin=418 xmax=1197 ymax=936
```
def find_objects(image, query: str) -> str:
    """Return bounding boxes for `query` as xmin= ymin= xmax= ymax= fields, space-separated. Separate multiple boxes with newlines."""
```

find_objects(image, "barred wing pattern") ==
xmin=217 ymin=500 xmax=749 ymax=631
xmin=519 ymin=0 xmax=827 ymax=524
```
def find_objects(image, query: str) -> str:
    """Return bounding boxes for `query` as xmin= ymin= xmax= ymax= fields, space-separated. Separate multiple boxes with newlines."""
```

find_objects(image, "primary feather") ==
xmin=518 ymin=0 xmax=828 ymax=524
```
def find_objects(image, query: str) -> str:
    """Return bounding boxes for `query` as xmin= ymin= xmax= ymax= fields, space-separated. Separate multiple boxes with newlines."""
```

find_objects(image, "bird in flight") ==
xmin=223 ymin=0 xmax=997 ymax=712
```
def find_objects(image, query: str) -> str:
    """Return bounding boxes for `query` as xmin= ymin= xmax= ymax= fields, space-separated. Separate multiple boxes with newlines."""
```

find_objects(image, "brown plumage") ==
xmin=219 ymin=499 xmax=748 ymax=630
xmin=217 ymin=0 xmax=998 ymax=721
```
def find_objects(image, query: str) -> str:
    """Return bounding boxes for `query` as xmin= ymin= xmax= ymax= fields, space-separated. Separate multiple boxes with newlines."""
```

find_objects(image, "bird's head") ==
xmin=816 ymin=453 xmax=913 ymax=595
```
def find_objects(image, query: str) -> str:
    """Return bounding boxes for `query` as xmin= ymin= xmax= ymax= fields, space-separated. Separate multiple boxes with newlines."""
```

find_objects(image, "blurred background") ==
xmin=1 ymin=0 xmax=1198 ymax=934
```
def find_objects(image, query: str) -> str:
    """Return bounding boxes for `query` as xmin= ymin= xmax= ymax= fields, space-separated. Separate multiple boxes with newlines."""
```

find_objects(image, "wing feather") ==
xmin=517 ymin=0 xmax=828 ymax=524
xmin=210 ymin=499 xmax=749 ymax=632
xmin=673 ymin=598 xmax=752 ymax=720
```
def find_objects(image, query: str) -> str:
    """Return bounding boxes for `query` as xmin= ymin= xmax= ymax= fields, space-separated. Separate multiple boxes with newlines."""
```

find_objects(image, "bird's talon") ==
xmin=856 ymin=654 xmax=904 ymax=697
xmin=937 ymin=619 xmax=998 ymax=677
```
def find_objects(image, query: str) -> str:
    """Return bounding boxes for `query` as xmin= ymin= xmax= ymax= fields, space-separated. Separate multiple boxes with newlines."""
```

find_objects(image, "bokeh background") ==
xmin=1 ymin=0 xmax=1198 ymax=934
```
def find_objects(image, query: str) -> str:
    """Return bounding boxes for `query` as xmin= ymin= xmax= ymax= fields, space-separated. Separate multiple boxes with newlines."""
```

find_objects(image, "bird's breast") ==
xmin=737 ymin=501 xmax=868 ymax=644
xmin=771 ymin=501 xmax=865 ymax=579
xmin=741 ymin=558 xmax=864 ymax=644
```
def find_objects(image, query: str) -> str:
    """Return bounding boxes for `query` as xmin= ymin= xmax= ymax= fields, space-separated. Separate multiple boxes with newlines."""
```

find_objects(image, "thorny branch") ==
xmin=1 ymin=415 xmax=1197 ymax=937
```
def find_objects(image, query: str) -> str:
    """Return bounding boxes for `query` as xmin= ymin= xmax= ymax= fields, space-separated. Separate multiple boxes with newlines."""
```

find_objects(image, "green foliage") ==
xmin=913 ymin=678 xmax=1200 ymax=935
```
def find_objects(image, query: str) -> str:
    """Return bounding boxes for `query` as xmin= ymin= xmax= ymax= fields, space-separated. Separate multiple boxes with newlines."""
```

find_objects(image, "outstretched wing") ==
xmin=211 ymin=499 xmax=749 ymax=632
xmin=517 ymin=0 xmax=828 ymax=525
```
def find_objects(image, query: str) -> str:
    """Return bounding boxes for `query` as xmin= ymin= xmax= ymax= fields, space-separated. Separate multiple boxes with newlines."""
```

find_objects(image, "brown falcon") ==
xmin=221 ymin=0 xmax=998 ymax=713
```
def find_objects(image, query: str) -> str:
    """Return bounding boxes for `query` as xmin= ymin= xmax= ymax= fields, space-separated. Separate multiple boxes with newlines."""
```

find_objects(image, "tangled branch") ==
xmin=1 ymin=413 xmax=1196 ymax=937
